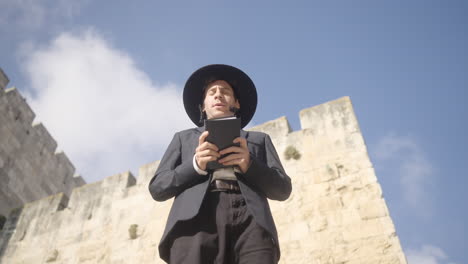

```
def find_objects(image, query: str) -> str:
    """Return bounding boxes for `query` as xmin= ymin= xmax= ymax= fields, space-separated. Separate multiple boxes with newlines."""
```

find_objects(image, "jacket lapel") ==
xmin=195 ymin=126 xmax=204 ymax=134
xmin=240 ymin=129 xmax=248 ymax=139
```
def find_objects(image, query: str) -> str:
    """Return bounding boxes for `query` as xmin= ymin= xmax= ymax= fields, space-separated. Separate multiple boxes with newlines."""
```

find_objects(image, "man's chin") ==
xmin=208 ymin=111 xmax=235 ymax=119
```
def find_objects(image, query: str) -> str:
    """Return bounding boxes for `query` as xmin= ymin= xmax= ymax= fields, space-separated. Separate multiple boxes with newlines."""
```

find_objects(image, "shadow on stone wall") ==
xmin=0 ymin=207 xmax=23 ymax=261
xmin=0 ymin=215 xmax=5 ymax=230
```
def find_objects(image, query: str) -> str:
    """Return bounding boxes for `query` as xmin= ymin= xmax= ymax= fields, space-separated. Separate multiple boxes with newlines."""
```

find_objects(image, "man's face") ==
xmin=202 ymin=80 xmax=240 ymax=120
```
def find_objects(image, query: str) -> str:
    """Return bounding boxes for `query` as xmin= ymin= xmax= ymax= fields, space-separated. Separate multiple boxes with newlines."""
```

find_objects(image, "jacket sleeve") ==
xmin=241 ymin=134 xmax=292 ymax=201
xmin=148 ymin=132 xmax=207 ymax=201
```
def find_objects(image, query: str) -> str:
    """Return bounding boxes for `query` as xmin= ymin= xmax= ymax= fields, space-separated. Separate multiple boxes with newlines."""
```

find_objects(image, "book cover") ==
xmin=204 ymin=117 xmax=241 ymax=170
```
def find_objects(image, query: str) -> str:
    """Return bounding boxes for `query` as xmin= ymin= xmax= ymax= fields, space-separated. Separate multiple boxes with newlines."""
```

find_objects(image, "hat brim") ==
xmin=183 ymin=64 xmax=257 ymax=128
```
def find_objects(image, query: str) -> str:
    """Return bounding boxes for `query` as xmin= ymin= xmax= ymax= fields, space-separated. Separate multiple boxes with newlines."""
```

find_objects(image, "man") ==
xmin=149 ymin=64 xmax=292 ymax=264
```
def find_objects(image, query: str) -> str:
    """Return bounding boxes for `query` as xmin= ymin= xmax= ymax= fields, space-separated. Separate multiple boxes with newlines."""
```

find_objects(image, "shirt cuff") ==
xmin=193 ymin=155 xmax=208 ymax=175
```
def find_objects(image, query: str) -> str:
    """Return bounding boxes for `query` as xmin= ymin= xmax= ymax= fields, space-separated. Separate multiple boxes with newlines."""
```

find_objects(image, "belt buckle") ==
xmin=212 ymin=180 xmax=239 ymax=192
xmin=226 ymin=182 xmax=235 ymax=191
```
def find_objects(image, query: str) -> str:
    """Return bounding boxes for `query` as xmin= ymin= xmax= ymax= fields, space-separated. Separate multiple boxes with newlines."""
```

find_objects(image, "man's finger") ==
xmin=219 ymin=153 xmax=243 ymax=163
xmin=199 ymin=141 xmax=219 ymax=152
xmin=199 ymin=149 xmax=221 ymax=159
xmin=220 ymin=158 xmax=243 ymax=166
xmin=199 ymin=156 xmax=218 ymax=163
xmin=219 ymin=146 xmax=244 ymax=155
xmin=198 ymin=131 xmax=209 ymax=146
xmin=233 ymin=137 xmax=248 ymax=149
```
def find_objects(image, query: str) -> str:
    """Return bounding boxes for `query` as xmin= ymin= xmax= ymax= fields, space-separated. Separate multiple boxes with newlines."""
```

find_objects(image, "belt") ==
xmin=210 ymin=180 xmax=241 ymax=192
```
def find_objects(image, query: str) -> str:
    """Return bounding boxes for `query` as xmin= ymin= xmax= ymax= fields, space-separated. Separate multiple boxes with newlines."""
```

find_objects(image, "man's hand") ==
xmin=218 ymin=137 xmax=251 ymax=173
xmin=195 ymin=131 xmax=220 ymax=171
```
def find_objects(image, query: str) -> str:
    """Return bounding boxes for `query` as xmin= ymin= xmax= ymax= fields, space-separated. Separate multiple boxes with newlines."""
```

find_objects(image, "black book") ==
xmin=204 ymin=116 xmax=241 ymax=171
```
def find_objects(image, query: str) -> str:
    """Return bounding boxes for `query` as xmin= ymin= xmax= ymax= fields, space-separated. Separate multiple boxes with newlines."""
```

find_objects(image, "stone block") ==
xmin=379 ymin=215 xmax=397 ymax=234
xmin=333 ymin=171 xmax=363 ymax=194
xmin=341 ymin=182 xmax=383 ymax=209
xmin=346 ymin=255 xmax=404 ymax=264
xmin=248 ymin=116 xmax=292 ymax=139
xmin=321 ymin=211 xmax=344 ymax=228
xmin=309 ymin=214 xmax=328 ymax=232
xmin=102 ymin=171 xmax=136 ymax=191
xmin=358 ymin=166 xmax=378 ymax=184
xmin=358 ymin=199 xmax=389 ymax=220
xmin=307 ymin=181 xmax=332 ymax=198
xmin=313 ymin=163 xmax=340 ymax=183
xmin=342 ymin=217 xmax=395 ymax=241
xmin=317 ymin=196 xmax=343 ymax=212
xmin=285 ymin=221 xmax=310 ymax=241
xmin=137 ymin=160 xmax=160 ymax=186
xmin=339 ymin=208 xmax=362 ymax=224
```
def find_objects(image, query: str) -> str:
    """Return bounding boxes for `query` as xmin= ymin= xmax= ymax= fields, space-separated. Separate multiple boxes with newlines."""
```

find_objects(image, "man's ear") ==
xmin=198 ymin=104 xmax=207 ymax=124
xmin=235 ymin=99 xmax=240 ymax=109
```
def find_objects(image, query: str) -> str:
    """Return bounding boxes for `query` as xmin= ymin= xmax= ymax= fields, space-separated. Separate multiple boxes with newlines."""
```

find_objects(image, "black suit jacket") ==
xmin=149 ymin=126 xmax=292 ymax=261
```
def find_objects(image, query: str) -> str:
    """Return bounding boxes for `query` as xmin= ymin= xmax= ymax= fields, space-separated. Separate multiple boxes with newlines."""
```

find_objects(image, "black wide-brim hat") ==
xmin=183 ymin=64 xmax=257 ymax=128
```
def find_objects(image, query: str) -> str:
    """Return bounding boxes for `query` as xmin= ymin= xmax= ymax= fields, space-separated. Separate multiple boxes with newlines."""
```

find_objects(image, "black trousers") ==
xmin=167 ymin=190 xmax=278 ymax=264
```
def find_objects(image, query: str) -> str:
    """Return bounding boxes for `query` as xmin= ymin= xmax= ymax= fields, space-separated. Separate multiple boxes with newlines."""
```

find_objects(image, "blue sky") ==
xmin=0 ymin=1 xmax=466 ymax=263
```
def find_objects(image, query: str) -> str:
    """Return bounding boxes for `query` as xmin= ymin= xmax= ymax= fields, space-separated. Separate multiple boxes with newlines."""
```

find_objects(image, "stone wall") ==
xmin=0 ymin=69 xmax=85 ymax=219
xmin=0 ymin=94 xmax=407 ymax=263
xmin=251 ymin=97 xmax=407 ymax=263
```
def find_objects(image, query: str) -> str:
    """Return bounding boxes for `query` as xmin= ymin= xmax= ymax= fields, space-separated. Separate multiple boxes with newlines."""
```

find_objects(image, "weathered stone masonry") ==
xmin=0 ymin=68 xmax=84 ymax=219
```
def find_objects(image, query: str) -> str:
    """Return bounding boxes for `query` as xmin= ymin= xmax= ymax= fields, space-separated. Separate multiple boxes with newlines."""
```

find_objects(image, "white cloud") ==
xmin=373 ymin=133 xmax=434 ymax=210
xmin=22 ymin=28 xmax=192 ymax=182
xmin=0 ymin=0 xmax=87 ymax=31
xmin=406 ymin=245 xmax=456 ymax=264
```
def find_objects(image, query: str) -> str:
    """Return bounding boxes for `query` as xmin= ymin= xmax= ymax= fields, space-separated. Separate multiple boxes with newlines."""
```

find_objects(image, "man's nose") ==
xmin=214 ymin=90 xmax=223 ymax=99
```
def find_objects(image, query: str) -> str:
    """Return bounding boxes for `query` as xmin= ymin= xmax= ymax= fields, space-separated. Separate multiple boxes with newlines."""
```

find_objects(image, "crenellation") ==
xmin=3 ymin=87 xmax=36 ymax=126
xmin=73 ymin=174 xmax=86 ymax=187
xmin=0 ymin=67 xmax=79 ymax=219
xmin=0 ymin=70 xmax=83 ymax=220
xmin=54 ymin=151 xmax=75 ymax=174
xmin=299 ymin=97 xmax=363 ymax=151
xmin=67 ymin=181 xmax=103 ymax=211
xmin=31 ymin=122 xmax=58 ymax=154
xmin=0 ymin=68 xmax=8 ymax=90
xmin=102 ymin=171 xmax=136 ymax=190
xmin=137 ymin=160 xmax=160 ymax=186
xmin=54 ymin=151 xmax=79 ymax=192
xmin=248 ymin=116 xmax=292 ymax=139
